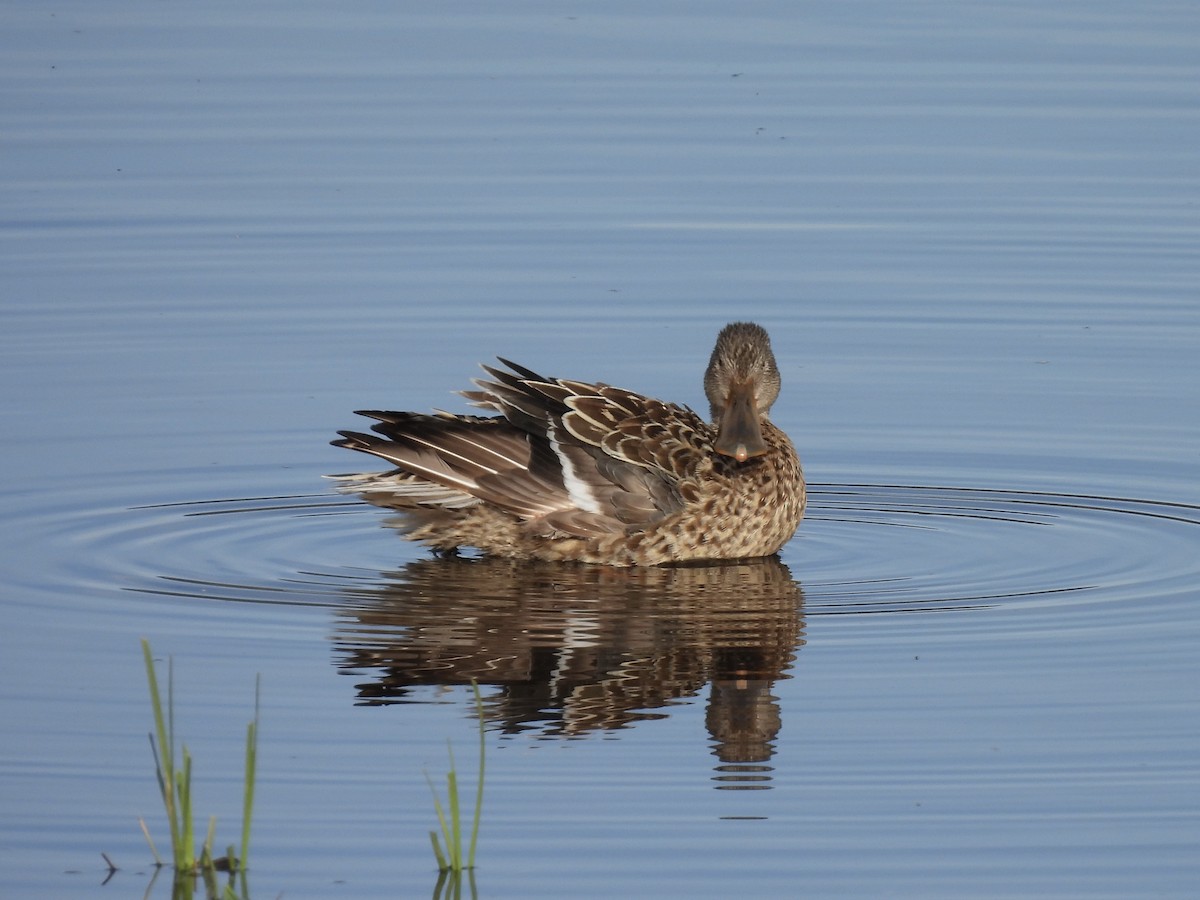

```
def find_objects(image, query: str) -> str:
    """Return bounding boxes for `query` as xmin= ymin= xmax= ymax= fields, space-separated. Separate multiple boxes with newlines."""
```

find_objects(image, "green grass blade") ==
xmin=239 ymin=674 xmax=260 ymax=874
xmin=142 ymin=640 xmax=184 ymax=866
xmin=146 ymin=733 xmax=168 ymax=822
xmin=429 ymin=830 xmax=448 ymax=871
xmin=173 ymin=736 xmax=193 ymax=866
xmin=201 ymin=815 xmax=217 ymax=868
xmin=446 ymin=748 xmax=461 ymax=870
xmin=424 ymin=683 xmax=488 ymax=873
xmin=424 ymin=770 xmax=454 ymax=870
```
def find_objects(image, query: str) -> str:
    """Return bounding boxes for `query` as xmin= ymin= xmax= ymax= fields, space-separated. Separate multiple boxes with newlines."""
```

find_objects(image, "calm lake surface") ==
xmin=3 ymin=2 xmax=1199 ymax=897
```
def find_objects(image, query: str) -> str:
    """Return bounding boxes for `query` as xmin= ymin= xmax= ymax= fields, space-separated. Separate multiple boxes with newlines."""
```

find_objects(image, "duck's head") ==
xmin=704 ymin=322 xmax=781 ymax=463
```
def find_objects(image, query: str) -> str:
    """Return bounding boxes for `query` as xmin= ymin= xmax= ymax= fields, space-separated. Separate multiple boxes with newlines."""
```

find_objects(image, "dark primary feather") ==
xmin=333 ymin=412 xmax=566 ymax=519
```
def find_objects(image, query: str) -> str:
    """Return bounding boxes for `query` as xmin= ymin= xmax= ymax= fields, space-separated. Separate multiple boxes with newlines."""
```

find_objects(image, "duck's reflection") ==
xmin=334 ymin=555 xmax=804 ymax=781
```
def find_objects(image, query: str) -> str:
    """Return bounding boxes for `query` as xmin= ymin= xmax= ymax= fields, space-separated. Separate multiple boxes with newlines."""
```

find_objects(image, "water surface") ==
xmin=2 ymin=2 xmax=1199 ymax=897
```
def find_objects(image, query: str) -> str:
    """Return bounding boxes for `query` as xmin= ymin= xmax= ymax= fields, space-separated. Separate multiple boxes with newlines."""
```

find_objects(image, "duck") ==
xmin=331 ymin=321 xmax=804 ymax=566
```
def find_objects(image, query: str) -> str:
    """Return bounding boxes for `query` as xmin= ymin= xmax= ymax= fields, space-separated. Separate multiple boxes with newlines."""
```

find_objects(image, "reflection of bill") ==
xmin=333 ymin=556 xmax=804 ymax=780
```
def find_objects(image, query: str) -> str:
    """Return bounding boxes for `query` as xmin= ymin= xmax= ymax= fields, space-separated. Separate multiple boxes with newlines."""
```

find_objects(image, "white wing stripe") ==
xmin=548 ymin=429 xmax=602 ymax=514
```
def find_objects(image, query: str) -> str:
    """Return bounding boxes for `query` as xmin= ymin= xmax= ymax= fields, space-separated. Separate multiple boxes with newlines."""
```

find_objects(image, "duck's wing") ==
xmin=334 ymin=360 xmax=715 ymax=538
xmin=563 ymin=389 xmax=712 ymax=486
xmin=466 ymin=363 xmax=715 ymax=528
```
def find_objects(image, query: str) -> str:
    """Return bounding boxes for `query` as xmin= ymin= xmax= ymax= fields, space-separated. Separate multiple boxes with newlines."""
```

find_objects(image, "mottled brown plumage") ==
xmin=331 ymin=322 xmax=805 ymax=566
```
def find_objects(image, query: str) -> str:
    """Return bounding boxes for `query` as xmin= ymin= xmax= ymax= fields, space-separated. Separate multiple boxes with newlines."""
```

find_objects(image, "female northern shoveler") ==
xmin=332 ymin=322 xmax=805 ymax=566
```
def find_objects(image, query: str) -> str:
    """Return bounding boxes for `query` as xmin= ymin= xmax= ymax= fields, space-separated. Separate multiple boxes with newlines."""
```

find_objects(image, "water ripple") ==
xmin=29 ymin=476 xmax=1179 ymax=760
xmin=8 ymin=478 xmax=1189 ymax=620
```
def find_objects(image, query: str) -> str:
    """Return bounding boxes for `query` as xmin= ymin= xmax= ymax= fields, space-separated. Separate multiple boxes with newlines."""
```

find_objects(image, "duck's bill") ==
xmin=714 ymin=382 xmax=768 ymax=462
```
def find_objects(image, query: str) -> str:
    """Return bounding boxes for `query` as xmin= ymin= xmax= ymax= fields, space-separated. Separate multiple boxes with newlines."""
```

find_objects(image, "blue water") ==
xmin=2 ymin=2 xmax=1199 ymax=897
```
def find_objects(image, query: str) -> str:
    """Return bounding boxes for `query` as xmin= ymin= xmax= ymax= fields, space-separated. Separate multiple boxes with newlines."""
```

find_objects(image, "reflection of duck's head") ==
xmin=334 ymin=556 xmax=804 ymax=751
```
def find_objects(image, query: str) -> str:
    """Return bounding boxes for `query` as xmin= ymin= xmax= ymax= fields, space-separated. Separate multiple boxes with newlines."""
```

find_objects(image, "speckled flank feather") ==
xmin=331 ymin=322 xmax=805 ymax=566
